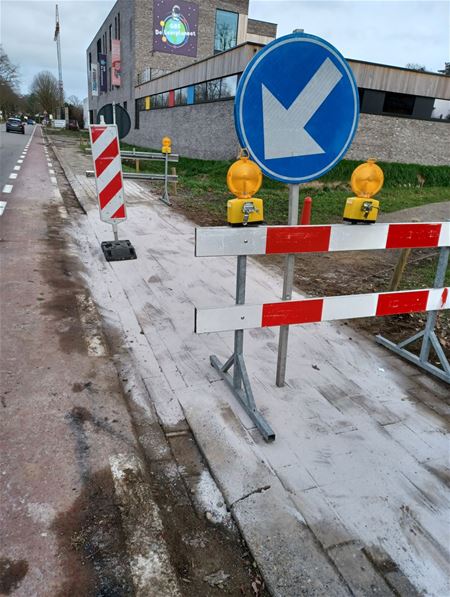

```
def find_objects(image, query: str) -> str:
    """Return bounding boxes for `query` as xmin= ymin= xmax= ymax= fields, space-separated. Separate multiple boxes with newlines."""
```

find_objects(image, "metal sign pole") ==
xmin=112 ymin=222 xmax=119 ymax=242
xmin=112 ymin=101 xmax=116 ymax=125
xmin=161 ymin=152 xmax=170 ymax=205
xmin=276 ymin=183 xmax=300 ymax=387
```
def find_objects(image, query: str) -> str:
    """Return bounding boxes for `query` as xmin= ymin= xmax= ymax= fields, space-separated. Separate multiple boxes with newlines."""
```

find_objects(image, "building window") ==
xmin=207 ymin=79 xmax=221 ymax=101
xmin=175 ymin=87 xmax=188 ymax=106
xmin=214 ymin=10 xmax=238 ymax=53
xmin=123 ymin=101 xmax=127 ymax=112
xmin=97 ymin=38 xmax=101 ymax=57
xmin=114 ymin=16 xmax=117 ymax=39
xmin=88 ymin=52 xmax=92 ymax=69
xmin=109 ymin=25 xmax=112 ymax=50
xmin=383 ymin=92 xmax=415 ymax=116
xmin=220 ymin=75 xmax=237 ymax=99
xmin=135 ymin=98 xmax=143 ymax=128
xmin=117 ymin=12 xmax=121 ymax=40
xmin=194 ymin=82 xmax=207 ymax=103
xmin=431 ymin=98 xmax=450 ymax=120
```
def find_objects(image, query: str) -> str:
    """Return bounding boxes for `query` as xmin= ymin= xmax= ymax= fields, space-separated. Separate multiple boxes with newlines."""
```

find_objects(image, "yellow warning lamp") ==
xmin=161 ymin=136 xmax=172 ymax=154
xmin=343 ymin=159 xmax=384 ymax=224
xmin=227 ymin=149 xmax=264 ymax=226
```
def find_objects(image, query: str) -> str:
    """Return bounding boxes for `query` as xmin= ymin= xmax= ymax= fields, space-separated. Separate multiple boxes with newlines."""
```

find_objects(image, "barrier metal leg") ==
xmin=210 ymin=255 xmax=275 ymax=442
xmin=376 ymin=245 xmax=450 ymax=384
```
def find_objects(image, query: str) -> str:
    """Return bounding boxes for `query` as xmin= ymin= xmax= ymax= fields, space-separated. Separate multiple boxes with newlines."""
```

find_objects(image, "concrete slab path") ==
xmin=53 ymin=137 xmax=450 ymax=597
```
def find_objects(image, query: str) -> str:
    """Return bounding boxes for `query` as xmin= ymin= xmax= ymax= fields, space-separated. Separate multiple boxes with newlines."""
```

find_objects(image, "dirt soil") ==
xmin=171 ymin=195 xmax=449 ymax=363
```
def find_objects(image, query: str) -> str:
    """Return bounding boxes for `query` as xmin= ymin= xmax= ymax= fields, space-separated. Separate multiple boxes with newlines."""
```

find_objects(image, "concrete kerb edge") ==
xmin=45 ymin=133 xmax=88 ymax=214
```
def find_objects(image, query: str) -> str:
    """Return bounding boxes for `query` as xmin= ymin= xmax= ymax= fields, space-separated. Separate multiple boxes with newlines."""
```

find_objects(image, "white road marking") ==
xmin=47 ymin=162 xmax=52 ymax=167
xmin=49 ymin=169 xmax=55 ymax=175
xmin=9 ymin=173 xmax=17 ymax=179
xmin=2 ymin=185 xmax=13 ymax=193
xmin=0 ymin=201 xmax=6 ymax=216
xmin=13 ymin=165 xmax=20 ymax=171
xmin=17 ymin=159 xmax=23 ymax=164
xmin=50 ymin=176 xmax=57 ymax=185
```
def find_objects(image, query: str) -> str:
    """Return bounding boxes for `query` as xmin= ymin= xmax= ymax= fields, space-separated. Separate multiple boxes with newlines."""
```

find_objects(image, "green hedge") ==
xmin=319 ymin=160 xmax=450 ymax=188
xmin=120 ymin=141 xmax=450 ymax=189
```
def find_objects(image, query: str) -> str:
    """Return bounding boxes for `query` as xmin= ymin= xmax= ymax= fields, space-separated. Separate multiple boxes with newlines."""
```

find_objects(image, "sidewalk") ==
xmin=1 ymin=128 xmax=271 ymax=597
xmin=52 ymin=134 xmax=449 ymax=596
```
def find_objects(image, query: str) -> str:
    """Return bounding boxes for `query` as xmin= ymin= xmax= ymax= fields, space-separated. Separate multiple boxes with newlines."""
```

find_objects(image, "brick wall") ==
xmin=126 ymin=102 xmax=450 ymax=166
xmin=127 ymin=100 xmax=239 ymax=158
xmin=347 ymin=114 xmax=450 ymax=166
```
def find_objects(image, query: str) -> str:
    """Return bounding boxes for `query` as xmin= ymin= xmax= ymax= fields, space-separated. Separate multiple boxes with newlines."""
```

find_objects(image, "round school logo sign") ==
xmin=153 ymin=1 xmax=199 ymax=57
xmin=160 ymin=6 xmax=189 ymax=47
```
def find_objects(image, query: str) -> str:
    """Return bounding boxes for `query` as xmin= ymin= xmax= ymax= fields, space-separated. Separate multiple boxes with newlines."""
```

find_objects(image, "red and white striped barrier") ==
xmin=195 ymin=222 xmax=450 ymax=257
xmin=195 ymin=287 xmax=450 ymax=333
xmin=89 ymin=124 xmax=126 ymax=223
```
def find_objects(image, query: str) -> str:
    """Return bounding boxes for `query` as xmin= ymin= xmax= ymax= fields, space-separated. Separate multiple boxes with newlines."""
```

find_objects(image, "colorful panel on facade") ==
xmin=153 ymin=0 xmax=199 ymax=57
xmin=111 ymin=40 xmax=121 ymax=86
xmin=99 ymin=54 xmax=107 ymax=92
xmin=91 ymin=63 xmax=99 ymax=96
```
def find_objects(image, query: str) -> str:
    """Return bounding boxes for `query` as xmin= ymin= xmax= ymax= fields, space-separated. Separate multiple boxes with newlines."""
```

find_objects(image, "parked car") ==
xmin=6 ymin=118 xmax=25 ymax=134
xmin=27 ymin=119 xmax=35 ymax=125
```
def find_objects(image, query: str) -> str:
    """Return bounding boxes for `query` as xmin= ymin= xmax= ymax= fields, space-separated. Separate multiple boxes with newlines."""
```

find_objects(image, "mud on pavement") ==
xmin=35 ymin=138 xmax=269 ymax=596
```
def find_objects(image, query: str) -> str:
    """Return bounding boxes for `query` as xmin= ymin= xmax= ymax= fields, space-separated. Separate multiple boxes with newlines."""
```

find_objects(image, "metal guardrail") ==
xmin=85 ymin=170 xmax=177 ymax=182
xmin=84 ymin=148 xmax=179 ymax=162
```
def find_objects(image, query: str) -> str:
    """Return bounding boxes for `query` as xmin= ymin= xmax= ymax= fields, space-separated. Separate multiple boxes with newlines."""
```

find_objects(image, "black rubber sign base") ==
xmin=101 ymin=240 xmax=137 ymax=262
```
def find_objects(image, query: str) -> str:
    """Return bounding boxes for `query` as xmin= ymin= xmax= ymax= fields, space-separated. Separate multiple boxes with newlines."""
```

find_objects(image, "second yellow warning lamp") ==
xmin=161 ymin=136 xmax=172 ymax=154
xmin=227 ymin=150 xmax=264 ymax=226
xmin=343 ymin=159 xmax=384 ymax=224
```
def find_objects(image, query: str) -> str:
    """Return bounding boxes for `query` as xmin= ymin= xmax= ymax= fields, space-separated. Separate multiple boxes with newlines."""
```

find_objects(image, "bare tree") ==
xmin=405 ymin=63 xmax=427 ymax=72
xmin=215 ymin=23 xmax=235 ymax=52
xmin=66 ymin=94 xmax=84 ymax=126
xmin=30 ymin=71 xmax=60 ymax=116
xmin=0 ymin=45 xmax=19 ymax=88
xmin=0 ymin=46 xmax=21 ymax=118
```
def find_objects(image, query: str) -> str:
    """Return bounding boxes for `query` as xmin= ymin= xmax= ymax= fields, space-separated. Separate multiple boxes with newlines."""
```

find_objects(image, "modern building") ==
xmin=87 ymin=1 xmax=450 ymax=166
xmin=86 ymin=0 xmax=276 ymax=127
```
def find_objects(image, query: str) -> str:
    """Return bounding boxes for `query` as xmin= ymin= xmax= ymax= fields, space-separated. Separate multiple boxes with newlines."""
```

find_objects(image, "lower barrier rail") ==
xmin=194 ymin=222 xmax=450 ymax=441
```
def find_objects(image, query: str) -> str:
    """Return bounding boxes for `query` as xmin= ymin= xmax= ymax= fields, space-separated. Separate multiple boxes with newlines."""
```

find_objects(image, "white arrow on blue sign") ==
xmin=234 ymin=33 xmax=360 ymax=184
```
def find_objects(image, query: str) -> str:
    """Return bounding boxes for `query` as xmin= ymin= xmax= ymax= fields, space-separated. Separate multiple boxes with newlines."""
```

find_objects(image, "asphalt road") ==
xmin=0 ymin=122 xmax=35 ymax=190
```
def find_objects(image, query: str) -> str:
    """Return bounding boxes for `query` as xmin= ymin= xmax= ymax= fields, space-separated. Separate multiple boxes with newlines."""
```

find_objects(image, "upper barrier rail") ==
xmin=195 ymin=222 xmax=450 ymax=257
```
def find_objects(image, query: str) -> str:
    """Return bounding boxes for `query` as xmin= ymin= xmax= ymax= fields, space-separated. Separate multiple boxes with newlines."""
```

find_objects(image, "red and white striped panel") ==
xmin=195 ymin=222 xmax=450 ymax=257
xmin=195 ymin=287 xmax=449 ymax=333
xmin=89 ymin=124 xmax=126 ymax=223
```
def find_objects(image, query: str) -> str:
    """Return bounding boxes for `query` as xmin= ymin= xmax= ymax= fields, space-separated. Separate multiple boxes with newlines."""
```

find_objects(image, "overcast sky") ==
xmin=1 ymin=0 xmax=449 ymax=100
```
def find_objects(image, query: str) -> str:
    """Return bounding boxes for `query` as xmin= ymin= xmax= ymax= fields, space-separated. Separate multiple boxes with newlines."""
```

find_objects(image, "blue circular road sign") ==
xmin=234 ymin=33 xmax=360 ymax=184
